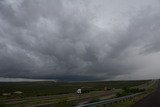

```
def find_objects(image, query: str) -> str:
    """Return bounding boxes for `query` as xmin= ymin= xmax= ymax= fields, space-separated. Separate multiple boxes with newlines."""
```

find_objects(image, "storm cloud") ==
xmin=1 ymin=0 xmax=160 ymax=81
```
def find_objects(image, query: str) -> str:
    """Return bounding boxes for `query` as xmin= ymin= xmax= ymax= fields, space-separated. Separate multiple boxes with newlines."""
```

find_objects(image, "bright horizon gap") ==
xmin=0 ymin=77 xmax=157 ymax=82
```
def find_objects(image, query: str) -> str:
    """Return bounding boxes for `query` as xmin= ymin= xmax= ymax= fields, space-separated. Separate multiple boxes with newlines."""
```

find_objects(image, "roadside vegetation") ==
xmin=0 ymin=80 xmax=150 ymax=107
xmin=101 ymin=80 xmax=158 ymax=107
xmin=116 ymin=87 xmax=145 ymax=97
xmin=0 ymin=80 xmax=148 ymax=98
xmin=102 ymin=93 xmax=148 ymax=107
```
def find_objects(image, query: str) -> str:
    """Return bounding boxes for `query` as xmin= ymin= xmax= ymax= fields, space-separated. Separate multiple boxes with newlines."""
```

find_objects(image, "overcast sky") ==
xmin=0 ymin=0 xmax=160 ymax=81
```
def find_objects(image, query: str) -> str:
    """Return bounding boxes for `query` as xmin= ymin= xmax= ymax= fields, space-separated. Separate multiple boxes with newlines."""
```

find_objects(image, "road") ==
xmin=132 ymin=81 xmax=160 ymax=107
xmin=35 ymin=91 xmax=116 ymax=107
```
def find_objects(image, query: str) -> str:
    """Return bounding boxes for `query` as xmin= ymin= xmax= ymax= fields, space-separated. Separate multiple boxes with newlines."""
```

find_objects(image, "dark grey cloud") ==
xmin=0 ymin=0 xmax=160 ymax=81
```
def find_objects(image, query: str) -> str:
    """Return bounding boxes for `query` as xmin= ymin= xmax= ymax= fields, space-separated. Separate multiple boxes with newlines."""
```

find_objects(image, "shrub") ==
xmin=116 ymin=87 xmax=145 ymax=97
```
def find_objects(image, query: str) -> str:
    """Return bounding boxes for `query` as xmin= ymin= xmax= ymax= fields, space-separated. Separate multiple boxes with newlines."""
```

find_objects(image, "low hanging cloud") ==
xmin=0 ymin=0 xmax=160 ymax=81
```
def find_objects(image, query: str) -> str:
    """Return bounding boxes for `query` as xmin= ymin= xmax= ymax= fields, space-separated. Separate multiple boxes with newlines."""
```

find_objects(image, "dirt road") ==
xmin=132 ymin=81 xmax=160 ymax=107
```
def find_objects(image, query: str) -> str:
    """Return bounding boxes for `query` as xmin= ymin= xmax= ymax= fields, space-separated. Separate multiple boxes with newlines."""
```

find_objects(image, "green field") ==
xmin=0 ymin=80 xmax=152 ymax=107
xmin=0 ymin=80 xmax=149 ymax=98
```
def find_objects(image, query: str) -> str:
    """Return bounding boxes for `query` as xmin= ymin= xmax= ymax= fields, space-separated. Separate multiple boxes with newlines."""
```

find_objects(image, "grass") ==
xmin=0 ymin=80 xmax=148 ymax=98
xmin=0 ymin=80 xmax=150 ymax=107
xmin=103 ymin=93 xmax=148 ymax=107
xmin=98 ymin=80 xmax=158 ymax=107
xmin=116 ymin=87 xmax=145 ymax=97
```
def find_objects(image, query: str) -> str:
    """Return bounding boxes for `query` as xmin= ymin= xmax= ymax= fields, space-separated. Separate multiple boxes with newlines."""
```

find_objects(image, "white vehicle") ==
xmin=76 ymin=88 xmax=82 ymax=94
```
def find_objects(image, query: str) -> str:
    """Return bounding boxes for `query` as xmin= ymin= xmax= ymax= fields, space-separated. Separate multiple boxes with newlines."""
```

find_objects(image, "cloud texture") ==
xmin=1 ymin=0 xmax=160 ymax=81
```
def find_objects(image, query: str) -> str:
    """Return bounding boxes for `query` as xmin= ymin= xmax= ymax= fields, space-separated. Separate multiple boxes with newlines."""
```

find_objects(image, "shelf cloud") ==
xmin=0 ymin=0 xmax=160 ymax=81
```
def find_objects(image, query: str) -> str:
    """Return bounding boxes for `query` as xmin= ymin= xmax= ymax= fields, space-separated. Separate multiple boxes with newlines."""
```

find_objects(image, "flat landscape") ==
xmin=1 ymin=0 xmax=160 ymax=107
xmin=0 ymin=80 xmax=156 ymax=107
